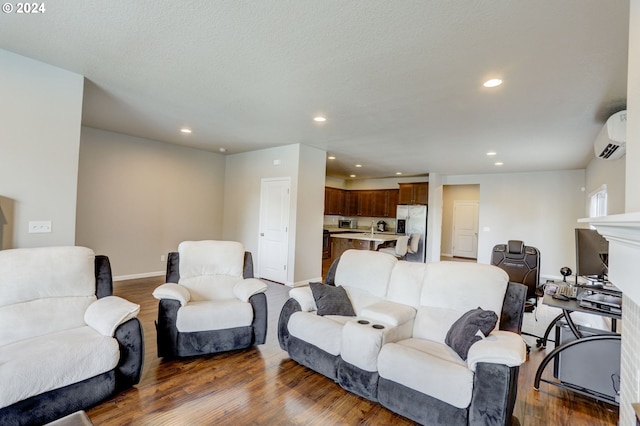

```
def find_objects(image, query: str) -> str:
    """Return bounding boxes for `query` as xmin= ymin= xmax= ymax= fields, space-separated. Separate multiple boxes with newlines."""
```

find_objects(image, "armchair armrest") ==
xmin=152 ymin=283 xmax=191 ymax=306
xmin=85 ymin=296 xmax=140 ymax=336
xmin=466 ymin=330 xmax=526 ymax=372
xmin=360 ymin=301 xmax=416 ymax=327
xmin=233 ymin=278 xmax=268 ymax=302
xmin=288 ymin=286 xmax=317 ymax=312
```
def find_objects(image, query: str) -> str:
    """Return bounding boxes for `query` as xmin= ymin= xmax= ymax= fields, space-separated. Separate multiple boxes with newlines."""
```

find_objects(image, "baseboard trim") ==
xmin=440 ymin=253 xmax=453 ymax=258
xmin=287 ymin=277 xmax=322 ymax=287
xmin=114 ymin=271 xmax=165 ymax=282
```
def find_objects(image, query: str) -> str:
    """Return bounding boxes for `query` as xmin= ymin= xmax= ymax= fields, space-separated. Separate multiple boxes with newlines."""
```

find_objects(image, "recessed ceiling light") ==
xmin=350 ymin=174 xmax=356 ymax=178
xmin=314 ymin=116 xmax=326 ymax=122
xmin=396 ymin=172 xmax=403 ymax=175
xmin=494 ymin=162 xmax=504 ymax=166
xmin=327 ymin=156 xmax=336 ymax=160
xmin=180 ymin=128 xmax=192 ymax=134
xmin=483 ymin=79 xmax=503 ymax=88
xmin=486 ymin=151 xmax=497 ymax=156
xmin=219 ymin=147 xmax=226 ymax=153
xmin=355 ymin=164 xmax=362 ymax=168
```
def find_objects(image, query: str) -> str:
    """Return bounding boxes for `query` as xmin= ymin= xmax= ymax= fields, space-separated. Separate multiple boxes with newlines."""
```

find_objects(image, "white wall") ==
xmin=0 ymin=49 xmax=84 ymax=248
xmin=76 ymin=127 xmax=226 ymax=278
xmin=294 ymin=145 xmax=327 ymax=283
xmin=628 ymin=0 xmax=640 ymax=213
xmin=343 ymin=176 xmax=429 ymax=190
xmin=441 ymin=170 xmax=586 ymax=279
xmin=223 ymin=143 xmax=326 ymax=286
xmin=585 ymin=156 xmax=626 ymax=215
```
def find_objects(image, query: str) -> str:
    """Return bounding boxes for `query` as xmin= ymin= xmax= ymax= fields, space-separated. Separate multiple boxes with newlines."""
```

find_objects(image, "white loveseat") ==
xmin=278 ymin=250 xmax=527 ymax=426
xmin=0 ymin=247 xmax=144 ymax=426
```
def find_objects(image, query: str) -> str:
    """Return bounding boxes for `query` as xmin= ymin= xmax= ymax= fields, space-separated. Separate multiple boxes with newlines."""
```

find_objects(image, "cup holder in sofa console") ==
xmin=372 ymin=324 xmax=385 ymax=329
xmin=357 ymin=320 xmax=370 ymax=325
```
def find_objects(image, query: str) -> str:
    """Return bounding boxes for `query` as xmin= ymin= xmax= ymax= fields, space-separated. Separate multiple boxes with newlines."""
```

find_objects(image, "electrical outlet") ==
xmin=28 ymin=221 xmax=52 ymax=233
xmin=160 ymin=255 xmax=166 ymax=262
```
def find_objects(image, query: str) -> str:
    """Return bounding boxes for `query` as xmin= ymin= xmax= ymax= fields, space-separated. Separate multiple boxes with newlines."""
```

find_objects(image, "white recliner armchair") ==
xmin=153 ymin=240 xmax=268 ymax=358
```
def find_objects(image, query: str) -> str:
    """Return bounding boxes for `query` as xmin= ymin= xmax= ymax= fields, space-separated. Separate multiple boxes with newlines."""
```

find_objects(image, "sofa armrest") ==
xmin=153 ymin=283 xmax=191 ymax=306
xmin=234 ymin=278 xmax=267 ymax=302
xmin=289 ymin=286 xmax=317 ymax=312
xmin=360 ymin=301 xmax=416 ymax=327
xmin=466 ymin=330 xmax=526 ymax=372
xmin=85 ymin=296 xmax=140 ymax=336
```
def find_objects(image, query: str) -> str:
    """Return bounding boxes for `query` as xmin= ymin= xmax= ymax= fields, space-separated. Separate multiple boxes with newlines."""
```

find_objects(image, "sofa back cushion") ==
xmin=413 ymin=262 xmax=509 ymax=344
xmin=334 ymin=250 xmax=397 ymax=313
xmin=0 ymin=246 xmax=97 ymax=347
xmin=178 ymin=240 xmax=245 ymax=301
xmin=386 ymin=261 xmax=428 ymax=309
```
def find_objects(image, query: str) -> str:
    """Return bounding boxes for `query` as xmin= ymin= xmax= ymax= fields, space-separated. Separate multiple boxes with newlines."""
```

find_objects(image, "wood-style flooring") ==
xmin=86 ymin=275 xmax=619 ymax=425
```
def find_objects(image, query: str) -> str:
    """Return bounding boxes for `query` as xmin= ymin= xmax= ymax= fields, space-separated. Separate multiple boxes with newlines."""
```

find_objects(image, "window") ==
xmin=589 ymin=185 xmax=608 ymax=218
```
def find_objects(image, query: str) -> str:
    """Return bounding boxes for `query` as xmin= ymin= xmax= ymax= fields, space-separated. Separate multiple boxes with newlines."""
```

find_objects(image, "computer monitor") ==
xmin=575 ymin=228 xmax=609 ymax=282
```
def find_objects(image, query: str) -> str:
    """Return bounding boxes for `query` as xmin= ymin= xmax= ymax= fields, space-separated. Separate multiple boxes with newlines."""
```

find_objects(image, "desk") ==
xmin=533 ymin=288 xmax=621 ymax=405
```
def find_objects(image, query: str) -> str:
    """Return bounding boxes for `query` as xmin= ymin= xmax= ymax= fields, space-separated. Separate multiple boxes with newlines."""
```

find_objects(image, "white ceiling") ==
xmin=0 ymin=1 xmax=629 ymax=179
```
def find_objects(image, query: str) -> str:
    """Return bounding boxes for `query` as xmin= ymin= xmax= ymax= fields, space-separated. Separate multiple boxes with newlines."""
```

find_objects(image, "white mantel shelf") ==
xmin=580 ymin=212 xmax=640 ymax=247
xmin=580 ymin=212 xmax=640 ymax=306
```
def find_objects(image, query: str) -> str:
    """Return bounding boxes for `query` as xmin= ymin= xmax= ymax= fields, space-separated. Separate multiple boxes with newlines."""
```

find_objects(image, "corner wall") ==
xmin=441 ymin=170 xmax=585 ymax=279
xmin=76 ymin=127 xmax=226 ymax=278
xmin=0 ymin=49 xmax=84 ymax=248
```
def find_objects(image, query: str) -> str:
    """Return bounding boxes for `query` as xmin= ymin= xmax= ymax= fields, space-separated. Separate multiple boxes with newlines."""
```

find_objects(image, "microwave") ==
xmin=339 ymin=219 xmax=358 ymax=229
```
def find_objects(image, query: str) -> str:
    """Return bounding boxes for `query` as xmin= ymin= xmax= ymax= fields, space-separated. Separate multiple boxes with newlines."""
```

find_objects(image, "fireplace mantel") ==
xmin=580 ymin=212 xmax=640 ymax=305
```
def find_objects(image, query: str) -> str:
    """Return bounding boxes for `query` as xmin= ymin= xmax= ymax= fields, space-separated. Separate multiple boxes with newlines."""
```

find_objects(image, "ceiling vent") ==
xmin=594 ymin=110 xmax=627 ymax=160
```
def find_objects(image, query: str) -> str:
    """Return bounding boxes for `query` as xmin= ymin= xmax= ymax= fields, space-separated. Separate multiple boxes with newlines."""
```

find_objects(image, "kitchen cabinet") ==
xmin=324 ymin=187 xmax=399 ymax=217
xmin=398 ymin=183 xmax=429 ymax=205
xmin=324 ymin=187 xmax=346 ymax=215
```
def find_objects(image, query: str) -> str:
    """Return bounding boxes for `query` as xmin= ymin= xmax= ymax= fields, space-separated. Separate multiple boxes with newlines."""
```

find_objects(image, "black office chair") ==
xmin=491 ymin=240 xmax=541 ymax=350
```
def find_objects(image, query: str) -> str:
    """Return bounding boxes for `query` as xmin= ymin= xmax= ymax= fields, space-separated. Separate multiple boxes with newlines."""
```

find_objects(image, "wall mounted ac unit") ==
xmin=594 ymin=110 xmax=627 ymax=160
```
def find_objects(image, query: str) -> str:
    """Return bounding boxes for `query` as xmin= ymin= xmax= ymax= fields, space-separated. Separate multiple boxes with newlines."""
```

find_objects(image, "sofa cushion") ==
xmin=0 ymin=246 xmax=96 ymax=307
xmin=378 ymin=338 xmax=474 ymax=409
xmin=445 ymin=307 xmax=498 ymax=360
xmin=177 ymin=241 xmax=245 ymax=301
xmin=309 ymin=282 xmax=355 ymax=317
xmin=176 ymin=299 xmax=253 ymax=332
xmin=0 ymin=326 xmax=119 ymax=409
xmin=334 ymin=250 xmax=397 ymax=299
xmin=288 ymin=311 xmax=349 ymax=356
xmin=0 ymin=296 xmax=95 ymax=347
xmin=415 ymin=262 xmax=508 ymax=342
xmin=386 ymin=261 xmax=427 ymax=309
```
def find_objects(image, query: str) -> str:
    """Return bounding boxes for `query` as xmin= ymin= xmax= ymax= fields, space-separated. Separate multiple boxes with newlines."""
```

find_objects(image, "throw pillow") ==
xmin=445 ymin=307 xmax=498 ymax=360
xmin=309 ymin=282 xmax=356 ymax=317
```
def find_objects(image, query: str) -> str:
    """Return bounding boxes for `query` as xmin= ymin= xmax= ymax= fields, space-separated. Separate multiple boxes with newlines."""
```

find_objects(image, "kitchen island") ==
xmin=329 ymin=231 xmax=399 ymax=261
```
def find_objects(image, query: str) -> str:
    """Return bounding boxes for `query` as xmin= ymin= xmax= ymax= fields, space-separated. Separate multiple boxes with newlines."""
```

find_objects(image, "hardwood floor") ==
xmin=86 ymin=276 xmax=619 ymax=425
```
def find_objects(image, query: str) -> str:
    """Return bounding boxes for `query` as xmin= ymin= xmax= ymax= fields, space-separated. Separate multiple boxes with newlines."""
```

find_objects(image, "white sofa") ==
xmin=278 ymin=250 xmax=527 ymax=426
xmin=0 ymin=247 xmax=144 ymax=426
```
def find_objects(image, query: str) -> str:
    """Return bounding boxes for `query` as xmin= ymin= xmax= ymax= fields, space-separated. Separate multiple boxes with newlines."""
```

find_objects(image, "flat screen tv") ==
xmin=575 ymin=228 xmax=609 ymax=282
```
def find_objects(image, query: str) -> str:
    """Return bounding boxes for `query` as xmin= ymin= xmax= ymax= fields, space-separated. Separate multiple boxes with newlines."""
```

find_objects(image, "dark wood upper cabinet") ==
xmin=398 ymin=183 xmax=429 ymax=205
xmin=323 ymin=187 xmax=346 ymax=215
xmin=324 ymin=187 xmax=400 ymax=217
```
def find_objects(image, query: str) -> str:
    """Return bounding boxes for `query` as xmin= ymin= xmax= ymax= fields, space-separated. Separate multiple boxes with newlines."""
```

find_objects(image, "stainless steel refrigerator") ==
xmin=396 ymin=205 xmax=427 ymax=262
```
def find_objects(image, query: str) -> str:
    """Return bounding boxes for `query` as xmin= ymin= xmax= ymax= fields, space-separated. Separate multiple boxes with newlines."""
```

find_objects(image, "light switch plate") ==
xmin=28 ymin=221 xmax=52 ymax=233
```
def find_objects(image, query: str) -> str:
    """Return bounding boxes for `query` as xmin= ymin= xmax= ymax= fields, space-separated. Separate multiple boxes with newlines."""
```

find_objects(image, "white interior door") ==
xmin=452 ymin=200 xmax=479 ymax=259
xmin=258 ymin=177 xmax=290 ymax=283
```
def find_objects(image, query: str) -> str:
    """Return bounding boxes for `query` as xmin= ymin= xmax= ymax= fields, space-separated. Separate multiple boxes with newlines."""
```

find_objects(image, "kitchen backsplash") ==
xmin=324 ymin=215 xmax=397 ymax=230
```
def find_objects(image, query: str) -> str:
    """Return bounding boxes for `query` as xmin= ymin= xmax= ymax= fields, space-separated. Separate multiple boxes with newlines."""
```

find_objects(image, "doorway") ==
xmin=441 ymin=185 xmax=480 ymax=260
xmin=258 ymin=177 xmax=290 ymax=283
xmin=452 ymin=200 xmax=479 ymax=258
